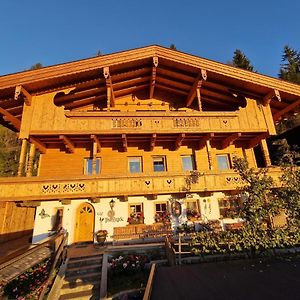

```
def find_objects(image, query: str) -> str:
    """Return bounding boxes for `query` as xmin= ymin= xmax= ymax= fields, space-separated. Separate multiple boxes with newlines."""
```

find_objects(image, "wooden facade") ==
xmin=0 ymin=45 xmax=300 ymax=243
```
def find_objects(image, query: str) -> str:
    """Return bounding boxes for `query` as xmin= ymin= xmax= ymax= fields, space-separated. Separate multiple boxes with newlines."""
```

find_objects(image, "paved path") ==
xmin=151 ymin=257 xmax=300 ymax=300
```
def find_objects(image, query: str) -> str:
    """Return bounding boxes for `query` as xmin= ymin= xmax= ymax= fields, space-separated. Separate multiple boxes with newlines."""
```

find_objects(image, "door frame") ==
xmin=74 ymin=202 xmax=95 ymax=243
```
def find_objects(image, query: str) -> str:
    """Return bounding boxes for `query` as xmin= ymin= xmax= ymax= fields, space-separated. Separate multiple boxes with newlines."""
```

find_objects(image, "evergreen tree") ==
xmin=169 ymin=44 xmax=177 ymax=50
xmin=29 ymin=63 xmax=43 ymax=70
xmin=232 ymin=49 xmax=254 ymax=71
xmin=279 ymin=45 xmax=300 ymax=84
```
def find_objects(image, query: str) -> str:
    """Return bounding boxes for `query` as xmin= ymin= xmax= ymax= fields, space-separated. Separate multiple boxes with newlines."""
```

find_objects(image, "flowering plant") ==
xmin=96 ymin=230 xmax=108 ymax=236
xmin=186 ymin=208 xmax=201 ymax=219
xmin=109 ymin=254 xmax=149 ymax=275
xmin=4 ymin=258 xmax=51 ymax=299
xmin=127 ymin=212 xmax=144 ymax=224
xmin=154 ymin=211 xmax=171 ymax=223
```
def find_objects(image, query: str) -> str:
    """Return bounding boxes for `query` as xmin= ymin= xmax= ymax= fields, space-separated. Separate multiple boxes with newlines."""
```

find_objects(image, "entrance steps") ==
xmin=59 ymin=254 xmax=102 ymax=300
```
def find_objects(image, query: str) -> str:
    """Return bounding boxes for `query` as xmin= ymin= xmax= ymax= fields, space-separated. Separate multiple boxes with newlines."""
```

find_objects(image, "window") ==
xmin=128 ymin=204 xmax=144 ymax=224
xmin=216 ymin=154 xmax=231 ymax=170
xmin=185 ymin=200 xmax=201 ymax=220
xmin=154 ymin=202 xmax=170 ymax=223
xmin=181 ymin=155 xmax=196 ymax=171
xmin=128 ymin=157 xmax=142 ymax=173
xmin=218 ymin=195 xmax=241 ymax=218
xmin=153 ymin=156 xmax=166 ymax=172
xmin=84 ymin=158 xmax=101 ymax=175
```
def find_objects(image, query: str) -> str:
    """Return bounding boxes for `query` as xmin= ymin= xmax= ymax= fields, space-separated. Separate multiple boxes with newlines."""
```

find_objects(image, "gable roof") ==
xmin=1 ymin=45 xmax=300 ymax=130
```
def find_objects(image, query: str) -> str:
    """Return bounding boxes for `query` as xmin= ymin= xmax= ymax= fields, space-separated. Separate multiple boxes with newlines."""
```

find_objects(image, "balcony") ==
xmin=0 ymin=168 xmax=283 ymax=202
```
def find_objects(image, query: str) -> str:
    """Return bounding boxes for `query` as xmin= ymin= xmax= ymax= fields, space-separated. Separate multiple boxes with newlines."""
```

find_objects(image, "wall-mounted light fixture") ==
xmin=109 ymin=199 xmax=116 ymax=210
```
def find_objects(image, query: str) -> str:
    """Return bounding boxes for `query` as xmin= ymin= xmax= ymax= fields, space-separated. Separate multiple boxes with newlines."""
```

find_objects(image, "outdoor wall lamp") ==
xmin=109 ymin=199 xmax=116 ymax=210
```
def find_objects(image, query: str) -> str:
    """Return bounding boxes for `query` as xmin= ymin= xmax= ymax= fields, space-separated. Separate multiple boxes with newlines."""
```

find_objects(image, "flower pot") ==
xmin=96 ymin=233 xmax=107 ymax=245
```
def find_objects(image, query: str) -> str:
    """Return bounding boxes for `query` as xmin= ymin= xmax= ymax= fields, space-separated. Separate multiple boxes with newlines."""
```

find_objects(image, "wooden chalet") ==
xmin=0 ymin=45 xmax=300 ymax=244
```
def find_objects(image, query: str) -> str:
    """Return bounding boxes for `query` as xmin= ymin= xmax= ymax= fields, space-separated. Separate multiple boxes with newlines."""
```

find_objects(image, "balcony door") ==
xmin=74 ymin=202 xmax=95 ymax=243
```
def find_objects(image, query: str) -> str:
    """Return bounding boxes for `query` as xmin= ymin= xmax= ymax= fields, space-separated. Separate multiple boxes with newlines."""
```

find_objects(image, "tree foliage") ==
xmin=279 ymin=45 xmax=300 ymax=84
xmin=231 ymin=49 xmax=254 ymax=71
xmin=232 ymin=157 xmax=279 ymax=229
xmin=0 ymin=125 xmax=20 ymax=176
xmin=169 ymin=44 xmax=177 ymax=50
xmin=29 ymin=63 xmax=43 ymax=70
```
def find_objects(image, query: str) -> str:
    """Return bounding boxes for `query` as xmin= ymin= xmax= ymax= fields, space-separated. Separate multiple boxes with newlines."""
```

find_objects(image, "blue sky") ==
xmin=0 ymin=0 xmax=299 ymax=77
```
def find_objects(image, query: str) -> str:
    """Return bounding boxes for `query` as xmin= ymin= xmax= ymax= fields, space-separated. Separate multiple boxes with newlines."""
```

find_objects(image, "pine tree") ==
xmin=279 ymin=45 xmax=300 ymax=84
xmin=232 ymin=49 xmax=254 ymax=71
xmin=169 ymin=44 xmax=177 ymax=50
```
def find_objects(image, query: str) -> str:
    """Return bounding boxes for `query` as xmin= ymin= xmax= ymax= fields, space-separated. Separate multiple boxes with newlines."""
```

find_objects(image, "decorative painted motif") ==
xmin=112 ymin=118 xmax=143 ymax=128
xmin=42 ymin=183 xmax=86 ymax=194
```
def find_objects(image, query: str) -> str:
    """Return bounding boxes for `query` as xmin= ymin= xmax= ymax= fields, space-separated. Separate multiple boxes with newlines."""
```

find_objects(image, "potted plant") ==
xmin=95 ymin=230 xmax=108 ymax=245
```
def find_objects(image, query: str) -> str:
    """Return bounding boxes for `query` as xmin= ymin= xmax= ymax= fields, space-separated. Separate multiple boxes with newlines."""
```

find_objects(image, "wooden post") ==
xmin=92 ymin=141 xmax=98 ymax=174
xmin=178 ymin=233 xmax=182 ymax=265
xmin=206 ymin=140 xmax=213 ymax=170
xmin=18 ymin=139 xmax=27 ymax=177
xmin=196 ymin=84 xmax=202 ymax=112
xmin=260 ymin=139 xmax=272 ymax=166
xmin=26 ymin=143 xmax=36 ymax=177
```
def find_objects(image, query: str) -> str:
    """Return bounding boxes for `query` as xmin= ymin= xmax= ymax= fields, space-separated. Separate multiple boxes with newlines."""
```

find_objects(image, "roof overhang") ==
xmin=1 ymin=45 xmax=300 ymax=131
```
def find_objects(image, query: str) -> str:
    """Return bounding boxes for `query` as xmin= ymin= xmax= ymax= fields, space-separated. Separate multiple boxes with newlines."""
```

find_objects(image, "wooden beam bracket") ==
xmin=150 ymin=133 xmax=157 ymax=151
xmin=59 ymin=135 xmax=75 ymax=153
xmin=0 ymin=107 xmax=21 ymax=130
xmin=91 ymin=134 xmax=101 ymax=152
xmin=247 ymin=132 xmax=269 ymax=148
xmin=263 ymin=89 xmax=281 ymax=106
xmin=103 ymin=67 xmax=115 ymax=108
xmin=14 ymin=85 xmax=32 ymax=106
xmin=122 ymin=134 xmax=128 ymax=152
xmin=175 ymin=133 xmax=185 ymax=150
xmin=150 ymin=56 xmax=158 ymax=98
xmin=221 ymin=133 xmax=241 ymax=149
xmin=199 ymin=133 xmax=214 ymax=149
xmin=29 ymin=137 xmax=47 ymax=154
xmin=273 ymin=98 xmax=300 ymax=121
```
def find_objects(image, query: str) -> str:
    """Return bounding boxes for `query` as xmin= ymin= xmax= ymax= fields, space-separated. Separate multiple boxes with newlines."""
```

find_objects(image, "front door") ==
xmin=74 ymin=203 xmax=95 ymax=243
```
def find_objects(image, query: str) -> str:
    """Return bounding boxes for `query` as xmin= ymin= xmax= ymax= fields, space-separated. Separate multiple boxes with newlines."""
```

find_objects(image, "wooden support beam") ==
xmin=196 ymin=81 xmax=203 ymax=111
xmin=273 ymin=98 xmax=300 ymax=121
xmin=221 ymin=133 xmax=241 ymax=149
xmin=17 ymin=139 xmax=27 ymax=177
xmin=260 ymin=139 xmax=272 ymax=166
xmin=60 ymin=199 xmax=71 ymax=205
xmin=247 ymin=132 xmax=269 ymax=148
xmin=186 ymin=69 xmax=207 ymax=107
xmin=0 ymin=107 xmax=21 ymax=130
xmin=206 ymin=140 xmax=213 ymax=170
xmin=90 ymin=197 xmax=100 ymax=203
xmin=103 ymin=67 xmax=115 ymax=109
xmin=14 ymin=85 xmax=32 ymax=105
xmin=29 ymin=137 xmax=47 ymax=154
xmin=175 ymin=133 xmax=185 ymax=150
xmin=199 ymin=133 xmax=214 ymax=149
xmin=18 ymin=201 xmax=41 ymax=207
xmin=122 ymin=134 xmax=127 ymax=152
xmin=150 ymin=56 xmax=158 ymax=98
xmin=91 ymin=135 xmax=101 ymax=152
xmin=26 ymin=143 xmax=36 ymax=177
xmin=150 ymin=133 xmax=157 ymax=151
xmin=59 ymin=135 xmax=75 ymax=153
xmin=263 ymin=89 xmax=281 ymax=106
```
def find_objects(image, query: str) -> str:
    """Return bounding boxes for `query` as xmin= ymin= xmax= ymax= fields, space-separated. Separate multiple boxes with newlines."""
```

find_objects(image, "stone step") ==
xmin=64 ymin=271 xmax=101 ymax=283
xmin=66 ymin=263 xmax=102 ymax=276
xmin=67 ymin=256 xmax=102 ymax=269
xmin=68 ymin=254 xmax=102 ymax=263
xmin=60 ymin=282 xmax=100 ymax=295
xmin=62 ymin=279 xmax=99 ymax=290
xmin=59 ymin=288 xmax=99 ymax=300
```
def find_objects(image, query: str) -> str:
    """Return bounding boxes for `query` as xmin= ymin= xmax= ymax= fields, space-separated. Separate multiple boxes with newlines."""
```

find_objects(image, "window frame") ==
xmin=181 ymin=155 xmax=196 ymax=171
xmin=185 ymin=199 xmax=201 ymax=220
xmin=216 ymin=154 xmax=231 ymax=171
xmin=218 ymin=195 xmax=242 ymax=219
xmin=128 ymin=203 xmax=144 ymax=224
xmin=152 ymin=156 xmax=167 ymax=172
xmin=84 ymin=157 xmax=101 ymax=175
xmin=128 ymin=156 xmax=143 ymax=174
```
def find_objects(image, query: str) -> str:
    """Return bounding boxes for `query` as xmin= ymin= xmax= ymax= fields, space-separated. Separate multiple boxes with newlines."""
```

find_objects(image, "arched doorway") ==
xmin=74 ymin=202 xmax=95 ymax=243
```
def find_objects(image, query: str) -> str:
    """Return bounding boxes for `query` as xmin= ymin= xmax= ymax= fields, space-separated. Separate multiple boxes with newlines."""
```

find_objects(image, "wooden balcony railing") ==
xmin=28 ymin=111 xmax=268 ymax=135
xmin=0 ymin=168 xmax=283 ymax=202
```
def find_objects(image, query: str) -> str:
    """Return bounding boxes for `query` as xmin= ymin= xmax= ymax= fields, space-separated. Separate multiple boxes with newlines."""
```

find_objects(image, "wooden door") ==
xmin=74 ymin=203 xmax=95 ymax=243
